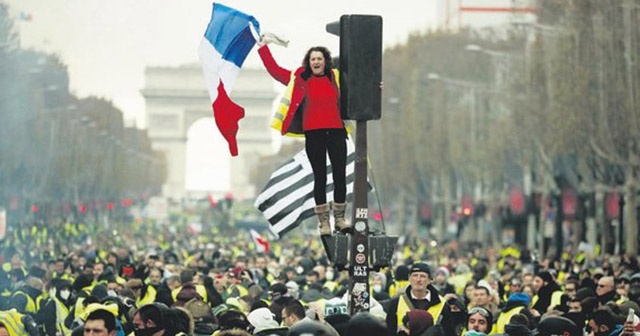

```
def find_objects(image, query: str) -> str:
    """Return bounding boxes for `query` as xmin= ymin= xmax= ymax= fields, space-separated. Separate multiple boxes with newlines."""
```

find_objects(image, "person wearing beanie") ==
xmin=433 ymin=267 xmax=455 ymax=296
xmin=589 ymin=308 xmax=624 ymax=336
xmin=386 ymin=263 xmax=446 ymax=335
xmin=389 ymin=265 xmax=411 ymax=298
xmin=493 ymin=292 xmax=536 ymax=334
xmin=401 ymin=310 xmax=433 ymax=336
xmin=531 ymin=271 xmax=565 ymax=317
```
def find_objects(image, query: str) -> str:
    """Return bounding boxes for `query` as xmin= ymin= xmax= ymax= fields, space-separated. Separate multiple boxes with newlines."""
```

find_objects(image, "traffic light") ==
xmin=461 ymin=195 xmax=473 ymax=217
xmin=326 ymin=15 xmax=382 ymax=121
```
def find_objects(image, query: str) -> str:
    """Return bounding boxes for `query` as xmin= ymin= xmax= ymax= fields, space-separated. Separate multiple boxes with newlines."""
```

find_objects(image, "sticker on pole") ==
xmin=354 ymin=265 xmax=367 ymax=276
xmin=355 ymin=253 xmax=366 ymax=264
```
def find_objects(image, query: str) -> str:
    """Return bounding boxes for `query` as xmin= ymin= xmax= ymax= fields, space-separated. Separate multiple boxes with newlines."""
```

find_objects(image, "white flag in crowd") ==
xmin=254 ymin=140 xmax=357 ymax=238
xmin=249 ymin=229 xmax=270 ymax=253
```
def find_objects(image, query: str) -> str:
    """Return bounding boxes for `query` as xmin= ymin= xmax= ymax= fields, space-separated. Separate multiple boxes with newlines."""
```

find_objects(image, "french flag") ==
xmin=198 ymin=3 xmax=260 ymax=156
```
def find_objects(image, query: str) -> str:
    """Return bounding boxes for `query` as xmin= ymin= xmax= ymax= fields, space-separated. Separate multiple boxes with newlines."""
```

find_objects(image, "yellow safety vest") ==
xmin=53 ymin=297 xmax=70 ymax=335
xmin=531 ymin=290 xmax=564 ymax=312
xmin=323 ymin=281 xmax=339 ymax=293
xmin=389 ymin=280 xmax=409 ymax=298
xmin=271 ymin=69 xmax=344 ymax=137
xmin=172 ymin=284 xmax=208 ymax=302
xmin=0 ymin=309 xmax=28 ymax=336
xmin=397 ymin=293 xmax=445 ymax=330
xmin=137 ymin=285 xmax=157 ymax=306
xmin=11 ymin=291 xmax=37 ymax=314
xmin=494 ymin=306 xmax=524 ymax=334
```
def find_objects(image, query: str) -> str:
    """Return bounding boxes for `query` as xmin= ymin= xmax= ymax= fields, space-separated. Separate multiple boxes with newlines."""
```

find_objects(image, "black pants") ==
xmin=305 ymin=128 xmax=347 ymax=205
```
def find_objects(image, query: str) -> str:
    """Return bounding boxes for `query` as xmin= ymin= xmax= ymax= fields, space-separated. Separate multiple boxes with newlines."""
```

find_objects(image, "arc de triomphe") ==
xmin=142 ymin=65 xmax=279 ymax=200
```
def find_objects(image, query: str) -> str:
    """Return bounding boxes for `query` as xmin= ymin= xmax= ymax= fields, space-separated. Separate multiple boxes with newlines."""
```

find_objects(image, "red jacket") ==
xmin=258 ymin=45 xmax=341 ymax=135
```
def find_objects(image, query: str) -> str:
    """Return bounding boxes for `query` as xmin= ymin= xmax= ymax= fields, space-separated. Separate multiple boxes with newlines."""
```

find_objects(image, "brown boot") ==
xmin=314 ymin=203 xmax=331 ymax=236
xmin=332 ymin=202 xmax=352 ymax=234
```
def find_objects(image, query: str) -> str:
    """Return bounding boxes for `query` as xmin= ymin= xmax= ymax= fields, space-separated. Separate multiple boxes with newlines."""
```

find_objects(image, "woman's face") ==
xmin=309 ymin=51 xmax=326 ymax=76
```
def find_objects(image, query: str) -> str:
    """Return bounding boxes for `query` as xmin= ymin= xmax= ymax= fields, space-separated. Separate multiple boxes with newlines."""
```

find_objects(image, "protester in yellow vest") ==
xmin=493 ymin=292 xmax=535 ymax=334
xmin=531 ymin=271 xmax=565 ymax=316
xmin=126 ymin=278 xmax=157 ymax=307
xmin=7 ymin=277 xmax=44 ymax=315
xmin=0 ymin=309 xmax=40 ymax=336
xmin=39 ymin=280 xmax=73 ymax=336
xmin=388 ymin=265 xmax=410 ymax=298
xmin=385 ymin=263 xmax=446 ymax=334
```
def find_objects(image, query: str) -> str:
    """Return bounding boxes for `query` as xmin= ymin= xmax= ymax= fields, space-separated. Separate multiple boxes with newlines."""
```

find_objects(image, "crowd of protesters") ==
xmin=1 ymin=218 xmax=640 ymax=336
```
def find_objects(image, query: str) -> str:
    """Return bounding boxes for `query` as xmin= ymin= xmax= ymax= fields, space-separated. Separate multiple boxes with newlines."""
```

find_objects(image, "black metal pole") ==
xmin=348 ymin=121 xmax=370 ymax=314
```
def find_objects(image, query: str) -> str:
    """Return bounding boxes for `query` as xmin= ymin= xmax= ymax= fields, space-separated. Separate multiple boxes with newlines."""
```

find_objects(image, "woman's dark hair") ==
xmin=301 ymin=46 xmax=333 ymax=78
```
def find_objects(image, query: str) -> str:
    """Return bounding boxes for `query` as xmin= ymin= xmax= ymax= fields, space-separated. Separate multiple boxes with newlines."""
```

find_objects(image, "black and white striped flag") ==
xmin=254 ymin=140 xmax=357 ymax=238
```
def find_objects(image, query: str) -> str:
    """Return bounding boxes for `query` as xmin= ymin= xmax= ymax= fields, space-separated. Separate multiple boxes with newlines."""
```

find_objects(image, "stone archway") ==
xmin=142 ymin=64 xmax=278 ymax=200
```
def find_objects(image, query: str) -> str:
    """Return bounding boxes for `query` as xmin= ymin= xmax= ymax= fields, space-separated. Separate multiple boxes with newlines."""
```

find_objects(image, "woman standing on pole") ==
xmin=257 ymin=35 xmax=351 ymax=236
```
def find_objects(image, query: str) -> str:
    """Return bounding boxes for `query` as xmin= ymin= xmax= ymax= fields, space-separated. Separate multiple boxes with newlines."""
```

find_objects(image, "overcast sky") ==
xmin=6 ymin=0 xmax=438 ymax=126
xmin=5 ymin=0 xmax=439 ymax=192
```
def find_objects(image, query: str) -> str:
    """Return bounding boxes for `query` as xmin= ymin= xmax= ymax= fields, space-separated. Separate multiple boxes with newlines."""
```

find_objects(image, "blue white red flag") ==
xmin=198 ymin=3 xmax=260 ymax=156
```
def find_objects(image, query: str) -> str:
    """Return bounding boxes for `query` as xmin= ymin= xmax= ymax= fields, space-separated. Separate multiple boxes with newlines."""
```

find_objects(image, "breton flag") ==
xmin=254 ymin=140 xmax=362 ymax=238
xmin=198 ymin=3 xmax=260 ymax=156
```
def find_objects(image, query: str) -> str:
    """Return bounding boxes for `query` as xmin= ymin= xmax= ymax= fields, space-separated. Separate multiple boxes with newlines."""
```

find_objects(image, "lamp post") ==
xmin=427 ymin=73 xmax=492 ymax=241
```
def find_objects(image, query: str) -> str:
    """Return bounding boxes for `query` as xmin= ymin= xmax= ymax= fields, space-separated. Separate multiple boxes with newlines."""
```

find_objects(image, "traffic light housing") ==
xmin=326 ymin=15 xmax=382 ymax=121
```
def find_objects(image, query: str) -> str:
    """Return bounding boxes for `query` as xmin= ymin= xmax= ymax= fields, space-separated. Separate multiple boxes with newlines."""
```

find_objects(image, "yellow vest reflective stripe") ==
xmin=138 ymin=285 xmax=157 ymax=306
xmin=550 ymin=290 xmax=563 ymax=309
xmin=12 ymin=291 xmax=37 ymax=313
xmin=225 ymin=283 xmax=248 ymax=298
xmin=389 ymin=280 xmax=409 ymax=298
xmin=36 ymin=294 xmax=45 ymax=312
xmin=271 ymin=72 xmax=301 ymax=137
xmin=531 ymin=290 xmax=563 ymax=311
xmin=54 ymin=297 xmax=70 ymax=334
xmin=0 ymin=309 xmax=26 ymax=336
xmin=397 ymin=294 xmax=445 ymax=329
xmin=495 ymin=306 xmax=524 ymax=334
xmin=266 ymin=273 xmax=276 ymax=285
xmin=74 ymin=297 xmax=86 ymax=318
xmin=323 ymin=281 xmax=338 ymax=292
